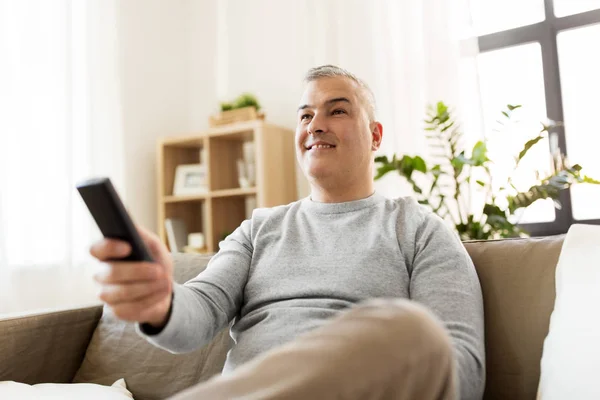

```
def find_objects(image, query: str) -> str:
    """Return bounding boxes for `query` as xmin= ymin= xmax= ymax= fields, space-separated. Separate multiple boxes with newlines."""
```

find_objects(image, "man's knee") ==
xmin=344 ymin=298 xmax=454 ymax=363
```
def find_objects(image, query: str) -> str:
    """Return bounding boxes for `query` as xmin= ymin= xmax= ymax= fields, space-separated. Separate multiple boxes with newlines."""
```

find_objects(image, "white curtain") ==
xmin=217 ymin=0 xmax=472 ymax=198
xmin=0 ymin=0 xmax=125 ymax=271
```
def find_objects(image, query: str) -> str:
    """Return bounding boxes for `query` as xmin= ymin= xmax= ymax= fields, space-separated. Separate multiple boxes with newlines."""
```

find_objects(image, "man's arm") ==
xmin=409 ymin=211 xmax=486 ymax=400
xmin=136 ymin=218 xmax=253 ymax=353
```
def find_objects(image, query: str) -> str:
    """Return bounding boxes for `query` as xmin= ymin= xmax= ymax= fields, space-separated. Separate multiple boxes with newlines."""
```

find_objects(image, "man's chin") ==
xmin=305 ymin=166 xmax=335 ymax=182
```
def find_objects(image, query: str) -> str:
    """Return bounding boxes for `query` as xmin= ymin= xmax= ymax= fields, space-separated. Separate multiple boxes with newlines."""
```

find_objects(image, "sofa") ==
xmin=0 ymin=235 xmax=565 ymax=400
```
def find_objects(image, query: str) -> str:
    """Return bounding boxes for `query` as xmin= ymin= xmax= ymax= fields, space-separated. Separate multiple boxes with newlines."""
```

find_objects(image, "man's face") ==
xmin=295 ymin=77 xmax=379 ymax=185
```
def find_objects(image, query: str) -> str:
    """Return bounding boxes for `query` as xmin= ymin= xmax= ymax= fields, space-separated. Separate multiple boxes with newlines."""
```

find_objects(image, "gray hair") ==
xmin=304 ymin=65 xmax=377 ymax=122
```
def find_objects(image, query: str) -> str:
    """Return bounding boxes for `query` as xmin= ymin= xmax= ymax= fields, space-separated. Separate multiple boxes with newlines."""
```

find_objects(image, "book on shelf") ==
xmin=164 ymin=218 xmax=188 ymax=253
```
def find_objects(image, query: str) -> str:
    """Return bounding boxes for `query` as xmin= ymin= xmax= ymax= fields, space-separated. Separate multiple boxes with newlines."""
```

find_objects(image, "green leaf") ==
xmin=374 ymin=163 xmax=396 ymax=180
xmin=471 ymin=141 xmax=489 ymax=166
xmin=451 ymin=152 xmax=475 ymax=170
xmin=582 ymin=175 xmax=600 ymax=184
xmin=395 ymin=155 xmax=427 ymax=181
xmin=437 ymin=101 xmax=448 ymax=115
xmin=502 ymin=111 xmax=509 ymax=118
xmin=476 ymin=180 xmax=486 ymax=187
xmin=413 ymin=156 xmax=427 ymax=173
xmin=232 ymin=93 xmax=261 ymax=110
xmin=374 ymin=155 xmax=398 ymax=180
xmin=483 ymin=203 xmax=505 ymax=217
xmin=507 ymin=104 xmax=522 ymax=111
xmin=517 ymin=135 xmax=544 ymax=163
xmin=220 ymin=102 xmax=234 ymax=111
xmin=507 ymin=179 xmax=564 ymax=213
xmin=440 ymin=121 xmax=455 ymax=133
xmin=486 ymin=214 xmax=509 ymax=228
xmin=430 ymin=164 xmax=442 ymax=176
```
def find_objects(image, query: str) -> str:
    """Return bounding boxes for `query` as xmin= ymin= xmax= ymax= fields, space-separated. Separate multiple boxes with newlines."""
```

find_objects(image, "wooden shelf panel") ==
xmin=206 ymin=120 xmax=261 ymax=138
xmin=211 ymin=187 xmax=257 ymax=198
xmin=163 ymin=188 xmax=256 ymax=203
xmin=162 ymin=120 xmax=262 ymax=146
xmin=209 ymin=135 xmax=249 ymax=190
xmin=163 ymin=194 xmax=208 ymax=203
xmin=211 ymin=196 xmax=247 ymax=250
xmin=161 ymin=136 xmax=206 ymax=148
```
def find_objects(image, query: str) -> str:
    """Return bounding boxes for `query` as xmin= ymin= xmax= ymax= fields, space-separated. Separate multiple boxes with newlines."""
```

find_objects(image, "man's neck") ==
xmin=309 ymin=181 xmax=375 ymax=204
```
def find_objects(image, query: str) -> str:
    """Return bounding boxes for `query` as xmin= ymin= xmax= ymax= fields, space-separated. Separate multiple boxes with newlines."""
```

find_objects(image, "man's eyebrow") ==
xmin=297 ymin=97 xmax=352 ymax=112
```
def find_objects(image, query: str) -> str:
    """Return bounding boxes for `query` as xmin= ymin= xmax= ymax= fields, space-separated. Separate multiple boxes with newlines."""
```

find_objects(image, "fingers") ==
xmin=90 ymin=238 xmax=131 ymax=261
xmin=88 ymin=226 xmax=174 ymax=325
xmin=98 ymin=279 xmax=170 ymax=305
xmin=89 ymin=227 xmax=172 ymax=274
xmin=136 ymin=224 xmax=171 ymax=266
xmin=108 ymin=291 xmax=170 ymax=322
xmin=93 ymin=262 xmax=162 ymax=284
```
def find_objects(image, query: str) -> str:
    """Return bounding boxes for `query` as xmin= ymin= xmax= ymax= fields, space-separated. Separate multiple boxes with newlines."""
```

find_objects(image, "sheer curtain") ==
xmin=0 ymin=0 xmax=125 ymax=271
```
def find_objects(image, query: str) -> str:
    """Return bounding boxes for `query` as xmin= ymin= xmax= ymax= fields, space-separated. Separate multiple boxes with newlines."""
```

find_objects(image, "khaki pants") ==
xmin=169 ymin=299 xmax=457 ymax=400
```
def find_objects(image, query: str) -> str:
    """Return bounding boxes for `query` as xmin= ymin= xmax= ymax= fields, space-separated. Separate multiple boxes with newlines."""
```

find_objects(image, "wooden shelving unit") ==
xmin=157 ymin=120 xmax=298 ymax=253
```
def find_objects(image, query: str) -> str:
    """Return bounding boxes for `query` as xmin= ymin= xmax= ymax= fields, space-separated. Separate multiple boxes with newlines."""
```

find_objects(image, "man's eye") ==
xmin=301 ymin=114 xmax=312 ymax=121
xmin=332 ymin=109 xmax=346 ymax=115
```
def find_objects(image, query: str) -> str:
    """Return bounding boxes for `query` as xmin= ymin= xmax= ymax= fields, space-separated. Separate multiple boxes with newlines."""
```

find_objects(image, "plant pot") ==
xmin=209 ymin=106 xmax=265 ymax=127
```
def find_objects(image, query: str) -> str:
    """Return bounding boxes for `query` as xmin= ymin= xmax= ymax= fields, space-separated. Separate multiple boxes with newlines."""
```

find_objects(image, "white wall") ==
xmin=116 ymin=0 xmax=218 ymax=231
xmin=217 ymin=0 xmax=312 ymax=198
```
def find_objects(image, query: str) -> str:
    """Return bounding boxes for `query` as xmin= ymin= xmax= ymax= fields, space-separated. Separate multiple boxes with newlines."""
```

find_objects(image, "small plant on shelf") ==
xmin=220 ymin=93 xmax=261 ymax=112
xmin=211 ymin=93 xmax=265 ymax=127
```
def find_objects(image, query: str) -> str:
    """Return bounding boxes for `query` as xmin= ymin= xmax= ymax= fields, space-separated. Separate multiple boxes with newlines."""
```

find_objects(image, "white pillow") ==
xmin=0 ymin=378 xmax=133 ymax=399
xmin=538 ymin=224 xmax=600 ymax=400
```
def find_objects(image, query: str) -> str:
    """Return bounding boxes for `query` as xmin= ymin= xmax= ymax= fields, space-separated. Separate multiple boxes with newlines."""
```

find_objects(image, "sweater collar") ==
xmin=302 ymin=191 xmax=384 ymax=214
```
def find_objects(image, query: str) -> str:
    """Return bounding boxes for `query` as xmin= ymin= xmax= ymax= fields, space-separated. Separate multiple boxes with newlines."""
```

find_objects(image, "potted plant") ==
xmin=375 ymin=102 xmax=599 ymax=240
xmin=210 ymin=93 xmax=265 ymax=127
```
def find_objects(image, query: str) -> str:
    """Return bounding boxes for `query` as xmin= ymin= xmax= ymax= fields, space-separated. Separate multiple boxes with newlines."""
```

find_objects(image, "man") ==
xmin=91 ymin=65 xmax=485 ymax=400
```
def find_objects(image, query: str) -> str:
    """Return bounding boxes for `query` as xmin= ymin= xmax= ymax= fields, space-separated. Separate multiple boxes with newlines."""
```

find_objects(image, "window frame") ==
xmin=474 ymin=0 xmax=600 ymax=236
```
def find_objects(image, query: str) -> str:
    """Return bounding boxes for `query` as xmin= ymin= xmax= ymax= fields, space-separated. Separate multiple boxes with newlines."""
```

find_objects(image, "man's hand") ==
xmin=90 ymin=226 xmax=174 ymax=329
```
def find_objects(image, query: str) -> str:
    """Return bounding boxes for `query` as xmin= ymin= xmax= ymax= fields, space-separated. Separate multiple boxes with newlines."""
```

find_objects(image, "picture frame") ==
xmin=173 ymin=164 xmax=208 ymax=196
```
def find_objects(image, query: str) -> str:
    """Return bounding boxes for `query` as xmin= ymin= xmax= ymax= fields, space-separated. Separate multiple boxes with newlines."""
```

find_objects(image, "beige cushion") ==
xmin=0 ymin=378 xmax=132 ymax=399
xmin=538 ymin=225 xmax=600 ymax=399
xmin=464 ymin=235 xmax=564 ymax=400
xmin=73 ymin=253 xmax=232 ymax=400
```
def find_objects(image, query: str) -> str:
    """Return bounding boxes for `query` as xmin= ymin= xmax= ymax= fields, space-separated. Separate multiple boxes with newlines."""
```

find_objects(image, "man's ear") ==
xmin=371 ymin=122 xmax=383 ymax=151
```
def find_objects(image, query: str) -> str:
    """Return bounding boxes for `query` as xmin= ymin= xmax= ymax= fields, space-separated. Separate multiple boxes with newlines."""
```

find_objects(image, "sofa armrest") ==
xmin=0 ymin=305 xmax=103 ymax=384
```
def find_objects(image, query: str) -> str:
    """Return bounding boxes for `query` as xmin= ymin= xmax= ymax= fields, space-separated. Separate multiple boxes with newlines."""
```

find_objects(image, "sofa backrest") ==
xmin=62 ymin=236 xmax=562 ymax=399
xmin=72 ymin=253 xmax=231 ymax=400
xmin=0 ymin=306 xmax=102 ymax=384
xmin=464 ymin=235 xmax=564 ymax=400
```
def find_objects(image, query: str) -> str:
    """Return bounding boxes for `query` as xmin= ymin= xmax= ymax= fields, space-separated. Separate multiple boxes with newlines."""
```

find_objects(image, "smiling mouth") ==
xmin=306 ymin=144 xmax=336 ymax=150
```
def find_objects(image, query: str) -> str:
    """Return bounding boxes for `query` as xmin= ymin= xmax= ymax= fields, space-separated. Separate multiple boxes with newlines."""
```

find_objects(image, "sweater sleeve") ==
xmin=409 ymin=209 xmax=486 ymax=400
xmin=136 ymin=218 xmax=253 ymax=353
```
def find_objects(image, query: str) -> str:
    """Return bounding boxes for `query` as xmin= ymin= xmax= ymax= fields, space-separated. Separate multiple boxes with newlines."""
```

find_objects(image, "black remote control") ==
xmin=76 ymin=177 xmax=154 ymax=262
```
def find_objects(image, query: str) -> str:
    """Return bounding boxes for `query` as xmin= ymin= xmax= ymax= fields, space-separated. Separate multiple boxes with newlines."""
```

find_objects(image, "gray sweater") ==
xmin=139 ymin=193 xmax=485 ymax=399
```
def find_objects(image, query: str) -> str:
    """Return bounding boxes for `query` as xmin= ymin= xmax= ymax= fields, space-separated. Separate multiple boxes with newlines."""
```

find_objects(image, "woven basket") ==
xmin=209 ymin=106 xmax=265 ymax=127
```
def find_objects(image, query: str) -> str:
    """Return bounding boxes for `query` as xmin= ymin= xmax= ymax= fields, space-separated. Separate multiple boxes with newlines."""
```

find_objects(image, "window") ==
xmin=466 ymin=0 xmax=600 ymax=236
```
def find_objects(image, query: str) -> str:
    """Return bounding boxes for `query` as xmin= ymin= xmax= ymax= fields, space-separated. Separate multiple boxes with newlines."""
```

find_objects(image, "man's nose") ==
xmin=307 ymin=114 xmax=325 ymax=135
